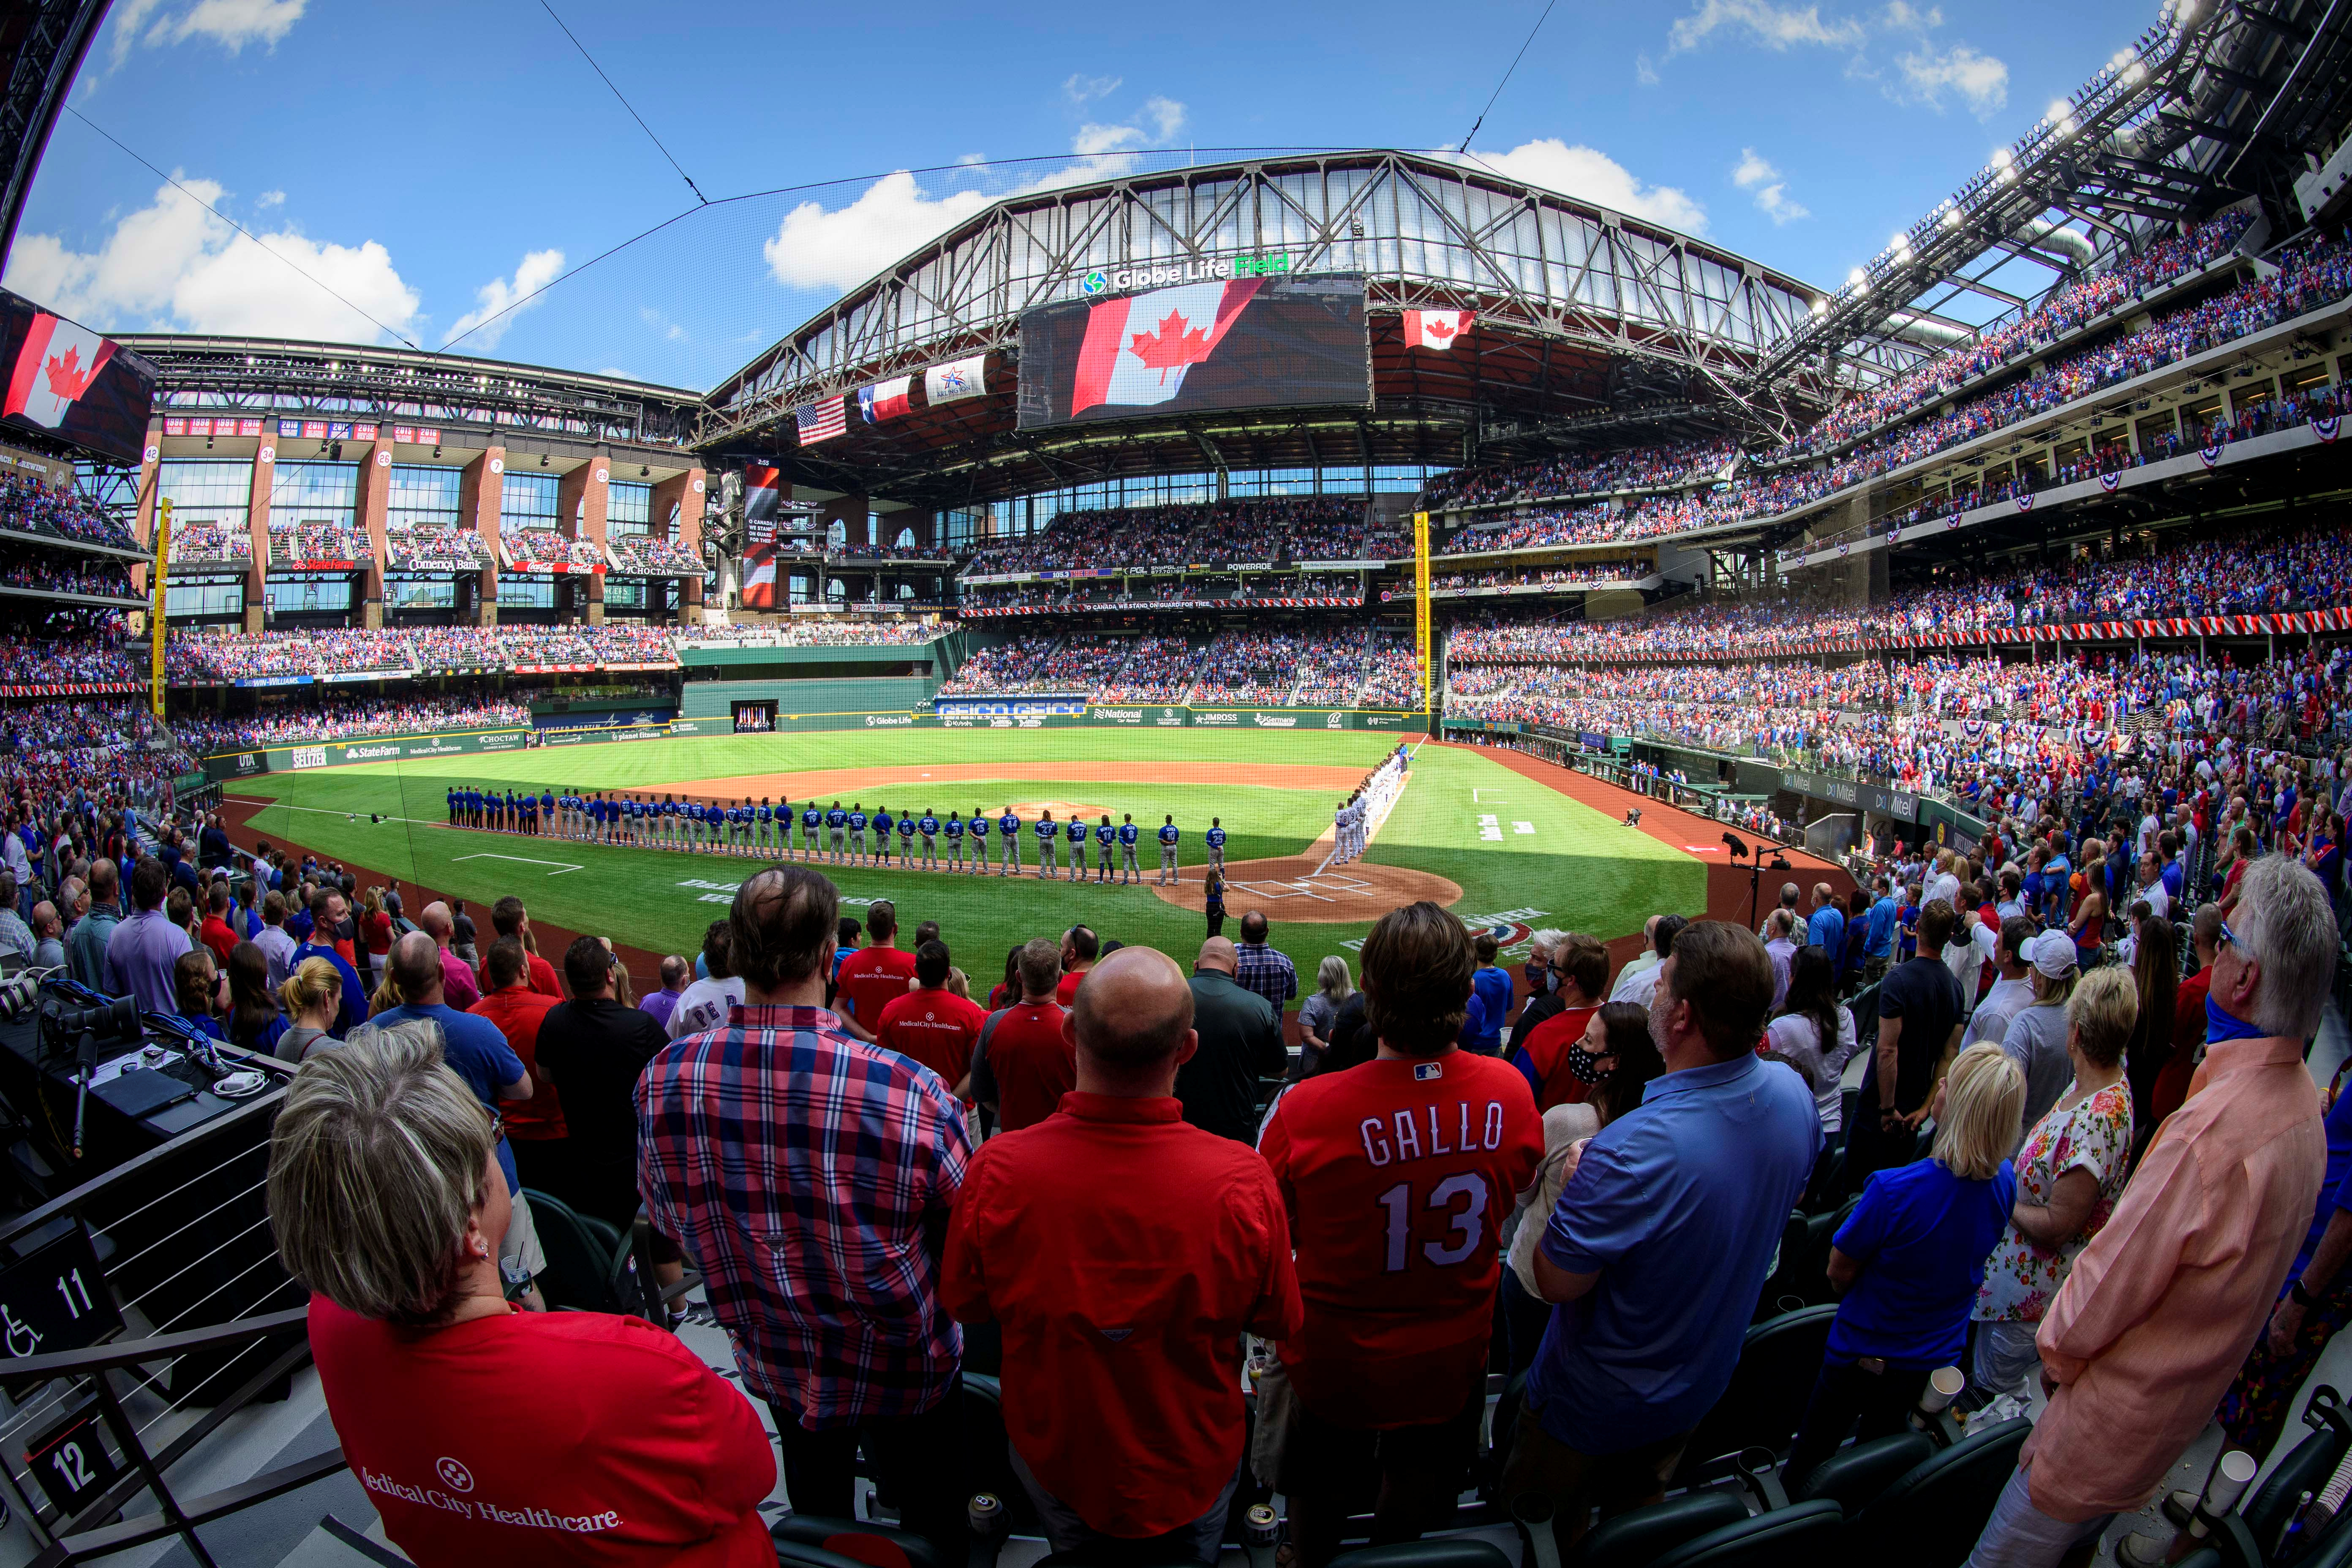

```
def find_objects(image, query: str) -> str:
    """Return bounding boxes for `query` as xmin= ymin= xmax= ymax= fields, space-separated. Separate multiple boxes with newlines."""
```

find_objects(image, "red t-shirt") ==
xmin=1054 ymin=967 xmax=1090 ymax=1007
xmin=835 ymin=945 xmax=918 ymax=1030
xmin=942 ymin=1093 xmax=1301 ymax=1538
xmin=1259 ymin=1051 xmax=1541 ymax=1429
xmin=1511 ymin=1005 xmax=1599 ymax=1112
xmin=979 ymin=1001 xmax=1076 ymax=1132
xmin=874 ymin=986 xmax=989 ymax=1094
xmin=198 ymin=915 xmax=239 ymax=967
xmin=483 ymin=949 xmax=564 ymax=1001
xmin=472 ymin=984 xmax=564 ymax=1138
xmin=308 ymin=1297 xmax=775 ymax=1566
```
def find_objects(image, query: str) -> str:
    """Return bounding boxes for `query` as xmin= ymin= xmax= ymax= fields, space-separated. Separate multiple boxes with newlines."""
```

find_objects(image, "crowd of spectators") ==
xmin=164 ymin=623 xmax=682 ymax=682
xmin=384 ymin=524 xmax=493 ymax=572
xmin=960 ymin=498 xmax=1375 ymax=576
xmin=502 ymin=528 xmax=607 ymax=573
xmin=172 ymin=694 xmax=534 ymax=750
xmin=1096 ymin=635 xmax=1203 ymax=703
xmin=1412 ymin=222 xmax=2349 ymax=554
xmin=269 ymin=524 xmax=369 ymax=567
xmin=0 ymin=549 xmax=134 ymax=598
xmin=607 ymin=534 xmax=705 ymax=575
xmin=0 ymin=619 xmax=143 ymax=685
xmin=1390 ymin=561 xmax=1649 ymax=599
xmin=170 ymin=523 xmax=253 ymax=566
xmin=1418 ymin=436 xmax=1739 ymax=510
xmin=959 ymin=572 xmax=1365 ymax=617
xmin=0 ymin=473 xmax=135 ymax=550
xmin=685 ymin=618 xmax=949 ymax=647
xmin=1445 ymin=517 xmax=2352 ymax=667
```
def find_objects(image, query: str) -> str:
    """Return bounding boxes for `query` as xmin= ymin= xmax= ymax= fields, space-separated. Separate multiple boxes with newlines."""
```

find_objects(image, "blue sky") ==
xmin=4 ymin=0 xmax=2158 ymax=390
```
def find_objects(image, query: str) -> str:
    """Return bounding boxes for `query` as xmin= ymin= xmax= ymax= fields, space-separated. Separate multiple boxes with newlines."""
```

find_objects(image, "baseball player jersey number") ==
xmin=1374 ymin=1172 xmax=1489 ymax=1272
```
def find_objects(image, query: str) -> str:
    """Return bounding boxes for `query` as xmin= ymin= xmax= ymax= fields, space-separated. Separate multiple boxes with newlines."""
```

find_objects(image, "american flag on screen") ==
xmin=795 ymin=396 xmax=847 ymax=444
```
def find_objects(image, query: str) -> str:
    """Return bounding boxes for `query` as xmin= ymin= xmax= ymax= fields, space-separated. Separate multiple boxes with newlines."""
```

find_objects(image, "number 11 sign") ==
xmin=0 ymin=1225 xmax=120 ymax=1371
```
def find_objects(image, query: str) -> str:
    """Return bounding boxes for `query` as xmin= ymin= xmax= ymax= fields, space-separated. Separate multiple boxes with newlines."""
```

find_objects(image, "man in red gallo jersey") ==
xmin=1260 ymin=900 xmax=1543 ymax=1567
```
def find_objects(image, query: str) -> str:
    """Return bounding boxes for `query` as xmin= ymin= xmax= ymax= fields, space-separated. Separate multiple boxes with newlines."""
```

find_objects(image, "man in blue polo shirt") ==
xmin=1806 ymin=883 xmax=1846 ymax=960
xmin=1505 ymin=921 xmax=1818 ymax=1547
xmin=1862 ymin=875 xmax=1900 ymax=982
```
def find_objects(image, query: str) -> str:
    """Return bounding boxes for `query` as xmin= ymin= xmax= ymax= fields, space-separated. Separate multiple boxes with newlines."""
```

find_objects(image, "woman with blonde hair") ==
xmin=1963 ymin=965 xmax=2137 ymax=1424
xmin=272 ymin=1028 xmax=776 ymax=1565
xmin=1783 ymin=1041 xmax=2025 ymax=1491
xmin=275 ymin=957 xmax=343 ymax=1064
xmin=1297 ymin=955 xmax=1354 ymax=1070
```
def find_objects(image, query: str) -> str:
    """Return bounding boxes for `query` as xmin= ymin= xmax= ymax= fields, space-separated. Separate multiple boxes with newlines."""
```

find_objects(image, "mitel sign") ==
xmin=1077 ymin=253 xmax=1292 ymax=295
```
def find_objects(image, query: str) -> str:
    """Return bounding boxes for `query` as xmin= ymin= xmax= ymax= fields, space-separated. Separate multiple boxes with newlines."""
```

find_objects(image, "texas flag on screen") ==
xmin=859 ymin=376 xmax=913 ymax=423
xmin=1071 ymin=280 xmax=1261 ymax=416
xmin=1402 ymin=310 xmax=1473 ymax=351
xmin=4 ymin=312 xmax=114 ymax=429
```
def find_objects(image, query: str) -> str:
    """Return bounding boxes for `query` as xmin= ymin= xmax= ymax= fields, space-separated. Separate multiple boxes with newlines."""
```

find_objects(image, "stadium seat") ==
xmin=1570 ymin=1489 xmax=1750 ymax=1568
xmin=1669 ymin=1305 xmax=1836 ymax=1485
xmin=1328 ymin=1542 xmax=1513 ymax=1568
xmin=2242 ymin=1386 xmax=2350 ymax=1551
xmin=523 ymin=1188 xmax=645 ymax=1316
xmin=958 ymin=1375 xmax=1040 ymax=1535
xmin=1789 ymin=1431 xmax=1932 ymax=1514
xmin=773 ymin=1515 xmax=947 ymax=1568
xmin=1648 ymin=1499 xmax=1843 ymax=1568
xmin=1841 ymin=1417 xmax=2030 ymax=1568
xmin=1754 ymin=1211 xmax=1813 ymax=1319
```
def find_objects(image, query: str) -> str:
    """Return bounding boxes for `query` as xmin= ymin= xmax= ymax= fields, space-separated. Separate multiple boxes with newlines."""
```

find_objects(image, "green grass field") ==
xmin=226 ymin=729 xmax=1704 ymax=983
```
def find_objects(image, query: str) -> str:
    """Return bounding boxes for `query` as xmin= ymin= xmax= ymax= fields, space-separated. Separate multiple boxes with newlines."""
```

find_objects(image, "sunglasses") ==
xmin=2216 ymin=918 xmax=2246 ymax=956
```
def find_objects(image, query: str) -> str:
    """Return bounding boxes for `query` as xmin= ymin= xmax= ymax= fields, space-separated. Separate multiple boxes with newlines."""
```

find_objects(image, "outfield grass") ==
xmin=227 ymin=731 xmax=1704 ymax=982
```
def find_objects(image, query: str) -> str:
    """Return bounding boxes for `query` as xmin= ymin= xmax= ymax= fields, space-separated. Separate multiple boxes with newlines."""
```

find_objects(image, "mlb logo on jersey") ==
xmin=1414 ymin=1062 xmax=1443 ymax=1081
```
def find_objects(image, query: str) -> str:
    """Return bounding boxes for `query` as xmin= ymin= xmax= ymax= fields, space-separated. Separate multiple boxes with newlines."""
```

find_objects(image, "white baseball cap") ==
xmin=2026 ymin=930 xmax=2079 ymax=978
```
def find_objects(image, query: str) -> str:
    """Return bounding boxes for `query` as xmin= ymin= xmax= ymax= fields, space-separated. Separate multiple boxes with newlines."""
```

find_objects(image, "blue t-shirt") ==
xmin=898 ymin=817 xmax=916 ymax=840
xmin=1119 ymin=822 xmax=1139 ymax=846
xmin=1470 ymin=965 xmax=1513 ymax=1051
xmin=826 ymin=808 xmax=846 ymax=828
xmin=2290 ymin=1080 xmax=2352 ymax=1288
xmin=804 ymin=808 xmax=821 ymax=829
xmin=848 ymin=812 xmax=867 ymax=832
xmin=969 ymin=816 xmax=988 ymax=838
xmin=920 ymin=816 xmax=940 ymax=836
xmin=1001 ymin=812 xmax=1020 ymax=836
xmin=1160 ymin=824 xmax=1179 ymax=844
xmin=1066 ymin=819 xmax=1087 ymax=842
xmin=1533 ymin=1053 xmax=1821 ymax=1452
xmin=1863 ymin=897 xmax=1899 ymax=958
xmin=1035 ymin=819 xmax=1058 ymax=841
xmin=945 ymin=817 xmax=963 ymax=838
xmin=1095 ymin=823 xmax=1115 ymax=844
xmin=1828 ymin=1157 xmax=2017 ymax=1367
xmin=1807 ymin=905 xmax=1846 ymax=956
xmin=873 ymin=812 xmax=894 ymax=836
xmin=1206 ymin=826 xmax=1226 ymax=848
xmin=371 ymin=1002 xmax=526 ymax=1195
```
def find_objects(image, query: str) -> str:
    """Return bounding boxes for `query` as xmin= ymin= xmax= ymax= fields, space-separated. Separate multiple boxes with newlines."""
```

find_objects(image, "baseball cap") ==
xmin=2025 ymin=930 xmax=2079 ymax=979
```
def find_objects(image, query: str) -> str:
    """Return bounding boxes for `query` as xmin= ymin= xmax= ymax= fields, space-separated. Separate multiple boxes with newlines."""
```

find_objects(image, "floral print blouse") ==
xmin=1973 ymin=1078 xmax=2135 ymax=1323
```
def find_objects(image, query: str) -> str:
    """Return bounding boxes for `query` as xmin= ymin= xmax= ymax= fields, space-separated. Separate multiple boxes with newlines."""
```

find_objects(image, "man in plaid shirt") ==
xmin=637 ymin=865 xmax=972 ymax=1551
xmin=1232 ymin=910 xmax=1299 ymax=1014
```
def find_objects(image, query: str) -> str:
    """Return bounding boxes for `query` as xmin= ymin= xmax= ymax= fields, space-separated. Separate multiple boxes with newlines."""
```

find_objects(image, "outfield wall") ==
xmin=200 ymin=705 xmax=1429 ymax=780
xmin=680 ymin=676 xmax=937 ymax=718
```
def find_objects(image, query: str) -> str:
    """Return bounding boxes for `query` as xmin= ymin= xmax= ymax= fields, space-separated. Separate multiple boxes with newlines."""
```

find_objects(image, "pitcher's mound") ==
xmin=1008 ymin=800 xmax=1113 ymax=823
xmin=1152 ymin=855 xmax=1461 ymax=924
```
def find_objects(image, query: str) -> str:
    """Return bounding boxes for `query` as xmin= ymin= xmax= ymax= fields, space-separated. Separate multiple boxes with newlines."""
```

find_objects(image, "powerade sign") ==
xmin=1076 ymin=253 xmax=1292 ymax=295
xmin=933 ymin=697 xmax=1088 ymax=719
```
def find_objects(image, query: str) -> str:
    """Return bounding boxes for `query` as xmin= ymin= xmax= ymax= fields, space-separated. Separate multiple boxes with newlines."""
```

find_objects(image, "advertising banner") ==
xmin=1017 ymin=275 xmax=1369 ymax=430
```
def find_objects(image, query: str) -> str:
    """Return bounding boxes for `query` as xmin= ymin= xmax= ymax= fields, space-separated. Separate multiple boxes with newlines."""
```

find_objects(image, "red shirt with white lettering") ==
xmin=1259 ymin=1049 xmax=1541 ymax=1429
xmin=307 ymin=1296 xmax=775 ymax=1566
xmin=942 ymin=1093 xmax=1302 ymax=1537
xmin=874 ymin=986 xmax=989 ymax=1094
xmin=977 ymin=1001 xmax=1075 ymax=1132
xmin=835 ymin=944 xmax=918 ymax=1030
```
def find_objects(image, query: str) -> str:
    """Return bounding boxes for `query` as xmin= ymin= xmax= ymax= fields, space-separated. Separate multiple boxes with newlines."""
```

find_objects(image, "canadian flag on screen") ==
xmin=1403 ymin=310 xmax=1473 ymax=350
xmin=5 ymin=312 xmax=113 ymax=428
xmin=1070 ymin=280 xmax=1261 ymax=415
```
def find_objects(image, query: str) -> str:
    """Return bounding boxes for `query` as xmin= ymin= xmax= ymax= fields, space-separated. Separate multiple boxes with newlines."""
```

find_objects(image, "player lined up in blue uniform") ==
xmin=1092 ymin=816 xmax=1116 ymax=882
xmin=1157 ymin=814 xmax=1181 ymax=885
xmin=1117 ymin=813 xmax=1141 ymax=884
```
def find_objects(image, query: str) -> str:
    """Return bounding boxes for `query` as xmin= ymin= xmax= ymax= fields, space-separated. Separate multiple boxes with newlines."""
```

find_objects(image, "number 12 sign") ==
xmin=24 ymin=1400 xmax=120 ymax=1517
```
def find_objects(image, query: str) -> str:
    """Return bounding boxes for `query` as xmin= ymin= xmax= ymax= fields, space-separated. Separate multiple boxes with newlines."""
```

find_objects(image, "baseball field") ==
xmin=219 ymin=726 xmax=1707 ymax=980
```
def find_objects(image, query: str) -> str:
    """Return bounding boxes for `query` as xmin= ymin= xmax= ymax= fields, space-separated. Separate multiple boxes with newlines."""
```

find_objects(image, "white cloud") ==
xmin=640 ymin=307 xmax=688 ymax=342
xmin=1730 ymin=147 xmax=1809 ymax=224
xmin=112 ymin=0 xmax=304 ymax=65
xmin=1458 ymin=139 xmax=1708 ymax=237
xmin=2 ymin=177 xmax=419 ymax=343
xmin=762 ymin=172 xmax=994 ymax=293
xmin=761 ymin=94 xmax=1192 ymax=295
xmin=1895 ymin=40 xmax=2008 ymax=115
xmin=1143 ymin=95 xmax=1186 ymax=142
xmin=444 ymin=248 xmax=564 ymax=350
xmin=255 ymin=188 xmax=284 ymax=209
xmin=1880 ymin=2 xmax=1941 ymax=30
xmin=1062 ymin=73 xmax=1121 ymax=104
xmin=1635 ymin=53 xmax=1661 ymax=85
xmin=1666 ymin=0 xmax=1864 ymax=55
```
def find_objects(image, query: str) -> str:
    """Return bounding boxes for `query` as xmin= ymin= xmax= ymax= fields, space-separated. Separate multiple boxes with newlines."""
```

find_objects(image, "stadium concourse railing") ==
xmin=0 ymin=1061 xmax=339 ymax=1566
xmin=197 ymin=705 xmax=1435 ymax=782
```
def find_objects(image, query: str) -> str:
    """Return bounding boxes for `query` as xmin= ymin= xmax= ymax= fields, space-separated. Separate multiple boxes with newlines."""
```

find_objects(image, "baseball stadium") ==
xmin=0 ymin=0 xmax=2347 ymax=1564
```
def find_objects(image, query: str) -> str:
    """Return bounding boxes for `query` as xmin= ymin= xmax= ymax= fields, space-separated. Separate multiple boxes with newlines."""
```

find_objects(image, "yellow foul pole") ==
xmin=1413 ymin=509 xmax=1432 ymax=724
xmin=149 ymin=497 xmax=171 ymax=719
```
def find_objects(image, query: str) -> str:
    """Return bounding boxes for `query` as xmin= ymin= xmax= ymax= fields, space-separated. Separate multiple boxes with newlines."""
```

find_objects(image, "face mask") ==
xmin=1565 ymin=1043 xmax=1612 ymax=1083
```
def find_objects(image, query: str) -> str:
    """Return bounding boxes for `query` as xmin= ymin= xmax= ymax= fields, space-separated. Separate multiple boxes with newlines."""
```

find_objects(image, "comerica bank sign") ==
xmin=1077 ymin=253 xmax=1293 ymax=295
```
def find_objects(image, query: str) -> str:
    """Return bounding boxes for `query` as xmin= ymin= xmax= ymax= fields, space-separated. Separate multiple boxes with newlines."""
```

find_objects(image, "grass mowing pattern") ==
xmin=229 ymin=732 xmax=1704 ymax=977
